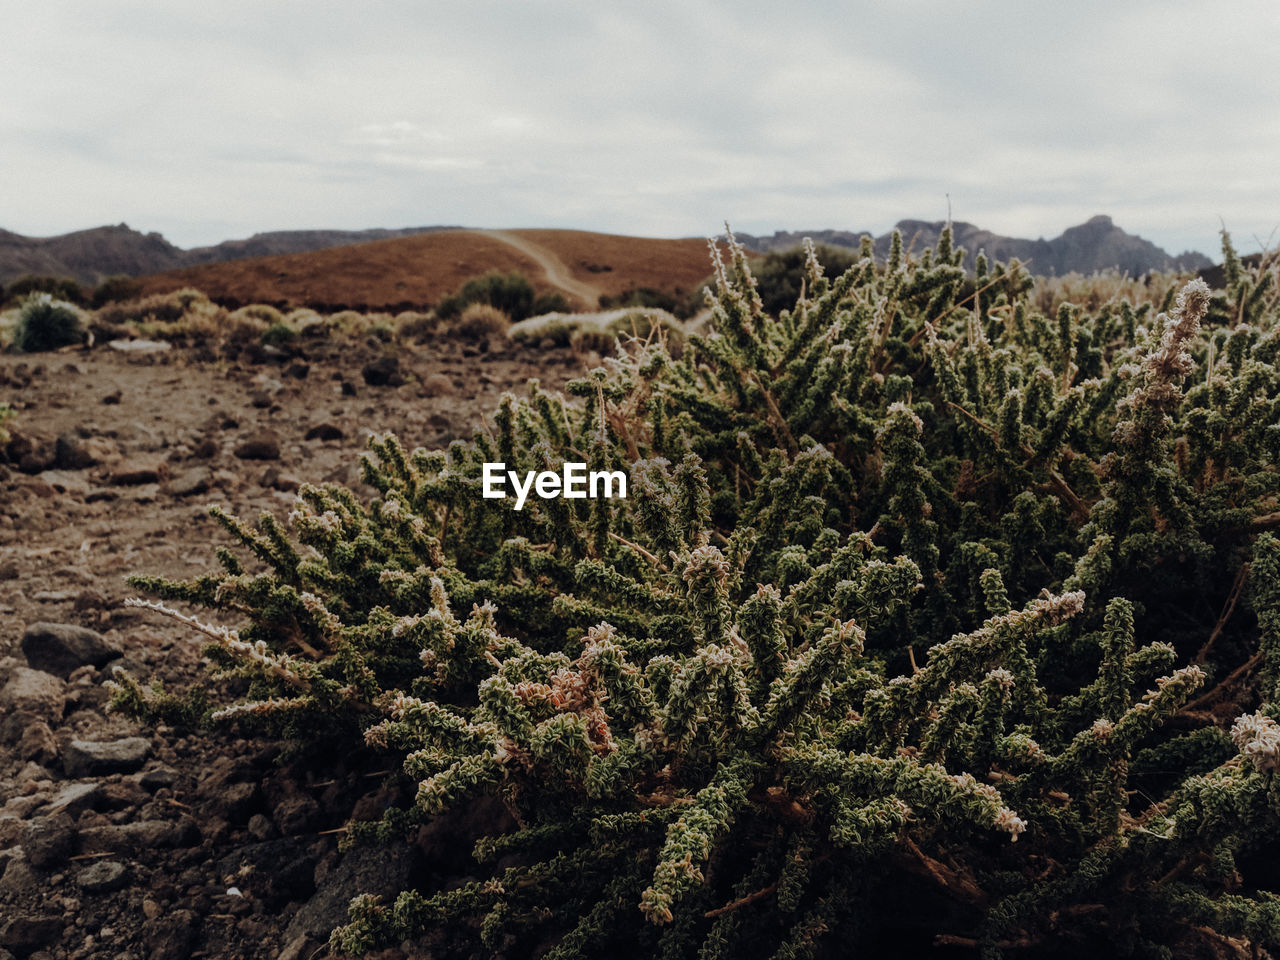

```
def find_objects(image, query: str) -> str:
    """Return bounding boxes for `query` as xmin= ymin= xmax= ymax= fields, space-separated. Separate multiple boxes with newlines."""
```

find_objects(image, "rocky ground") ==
xmin=0 ymin=330 xmax=587 ymax=959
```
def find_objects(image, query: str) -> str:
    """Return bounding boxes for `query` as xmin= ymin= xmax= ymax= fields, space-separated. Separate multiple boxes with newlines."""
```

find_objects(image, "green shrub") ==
xmin=260 ymin=320 xmax=298 ymax=346
xmin=437 ymin=271 xmax=536 ymax=322
xmin=116 ymin=228 xmax=1280 ymax=957
xmin=90 ymin=275 xmax=144 ymax=308
xmin=4 ymin=273 xmax=84 ymax=306
xmin=14 ymin=293 xmax=84 ymax=351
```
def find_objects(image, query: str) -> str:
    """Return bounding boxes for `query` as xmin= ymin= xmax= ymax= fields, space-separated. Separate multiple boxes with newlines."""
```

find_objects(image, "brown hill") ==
xmin=136 ymin=229 xmax=717 ymax=312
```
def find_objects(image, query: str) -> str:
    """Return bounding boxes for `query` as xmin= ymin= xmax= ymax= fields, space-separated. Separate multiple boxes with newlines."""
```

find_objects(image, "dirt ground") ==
xmin=0 ymin=330 xmax=588 ymax=960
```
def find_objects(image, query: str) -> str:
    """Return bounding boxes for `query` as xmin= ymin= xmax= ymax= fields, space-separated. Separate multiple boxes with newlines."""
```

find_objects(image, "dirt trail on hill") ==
xmin=474 ymin=229 xmax=603 ymax=308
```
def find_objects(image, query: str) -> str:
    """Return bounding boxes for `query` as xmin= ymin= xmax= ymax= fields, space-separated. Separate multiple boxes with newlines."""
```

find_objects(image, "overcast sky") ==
xmin=4 ymin=0 xmax=1277 ymax=258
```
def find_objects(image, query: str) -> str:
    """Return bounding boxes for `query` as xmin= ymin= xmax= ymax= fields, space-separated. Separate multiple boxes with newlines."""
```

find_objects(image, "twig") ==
xmin=1195 ymin=563 xmax=1250 ymax=664
xmin=609 ymin=532 xmax=667 ymax=569
xmin=704 ymin=882 xmax=779 ymax=918
xmin=1181 ymin=652 xmax=1262 ymax=715
xmin=751 ymin=372 xmax=798 ymax=455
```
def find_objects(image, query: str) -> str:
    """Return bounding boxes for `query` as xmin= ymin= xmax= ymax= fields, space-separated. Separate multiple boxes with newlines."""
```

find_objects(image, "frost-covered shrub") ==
xmin=14 ymin=292 xmax=84 ymax=352
xmin=116 ymin=230 xmax=1280 ymax=958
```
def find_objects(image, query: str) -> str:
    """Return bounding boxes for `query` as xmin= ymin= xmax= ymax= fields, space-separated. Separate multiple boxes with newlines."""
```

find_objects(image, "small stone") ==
xmin=17 ymin=721 xmax=58 ymax=765
xmin=0 ymin=668 xmax=65 ymax=720
xmin=303 ymin=423 xmax=343 ymax=441
xmin=22 ymin=622 xmax=122 ymax=677
xmin=107 ymin=338 xmax=170 ymax=353
xmin=246 ymin=814 xmax=276 ymax=841
xmin=190 ymin=436 xmax=219 ymax=459
xmin=0 ymin=856 xmax=38 ymax=896
xmin=23 ymin=813 xmax=75 ymax=868
xmin=143 ymin=909 xmax=197 ymax=960
xmin=419 ymin=372 xmax=456 ymax=397
xmin=54 ymin=434 xmax=96 ymax=470
xmin=138 ymin=766 xmax=179 ymax=791
xmin=62 ymin=738 xmax=151 ymax=778
xmin=107 ymin=458 xmax=166 ymax=486
xmin=42 ymin=782 xmax=103 ymax=819
xmin=77 ymin=820 xmax=193 ymax=853
xmin=167 ymin=466 xmax=212 ymax=498
xmin=234 ymin=431 xmax=280 ymax=461
xmin=77 ymin=860 xmax=127 ymax=893
xmin=142 ymin=898 xmax=162 ymax=920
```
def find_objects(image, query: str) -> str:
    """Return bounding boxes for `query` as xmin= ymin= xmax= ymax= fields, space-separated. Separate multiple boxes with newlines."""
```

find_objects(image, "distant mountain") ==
xmin=0 ymin=224 xmax=462 ymax=286
xmin=734 ymin=215 xmax=1212 ymax=276
xmin=0 ymin=216 xmax=1213 ymax=289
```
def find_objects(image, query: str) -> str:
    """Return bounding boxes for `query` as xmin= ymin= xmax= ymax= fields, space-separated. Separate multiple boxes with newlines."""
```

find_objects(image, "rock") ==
xmin=285 ymin=842 xmax=422 ymax=941
xmin=284 ymin=362 xmax=310 ymax=380
xmin=107 ymin=457 xmax=167 ymax=486
xmin=246 ymin=813 xmax=276 ymax=841
xmin=143 ymin=909 xmax=197 ymax=960
xmin=54 ymin=433 xmax=96 ymax=470
xmin=35 ymin=470 xmax=91 ymax=496
xmin=166 ymin=466 xmax=212 ymax=497
xmin=41 ymin=782 xmax=103 ymax=819
xmin=234 ymin=431 xmax=280 ymax=461
xmin=107 ymin=338 xmax=171 ymax=353
xmin=361 ymin=356 xmax=403 ymax=386
xmin=17 ymin=721 xmax=57 ymax=766
xmin=77 ymin=859 xmax=128 ymax=893
xmin=77 ymin=819 xmax=193 ymax=853
xmin=303 ymin=423 xmax=344 ymax=441
xmin=21 ymin=622 xmax=121 ymax=677
xmin=269 ymin=787 xmax=320 ymax=836
xmin=0 ymin=561 xmax=17 ymax=580
xmin=277 ymin=934 xmax=317 ymax=960
xmin=23 ymin=813 xmax=75 ymax=868
xmin=0 ymin=856 xmax=38 ymax=896
xmin=138 ymin=766 xmax=178 ymax=791
xmin=190 ymin=436 xmax=218 ymax=459
xmin=62 ymin=737 xmax=151 ymax=777
xmin=220 ymin=782 xmax=260 ymax=823
xmin=0 ymin=668 xmax=65 ymax=720
xmin=0 ymin=916 xmax=62 ymax=955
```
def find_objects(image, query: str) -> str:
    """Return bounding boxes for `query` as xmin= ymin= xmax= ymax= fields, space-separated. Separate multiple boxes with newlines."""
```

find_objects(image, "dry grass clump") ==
xmin=508 ymin=307 xmax=683 ymax=355
xmin=451 ymin=302 xmax=510 ymax=340
xmin=418 ymin=372 xmax=456 ymax=397
xmin=393 ymin=310 xmax=438 ymax=342
xmin=95 ymin=288 xmax=228 ymax=340
xmin=1030 ymin=270 xmax=1184 ymax=315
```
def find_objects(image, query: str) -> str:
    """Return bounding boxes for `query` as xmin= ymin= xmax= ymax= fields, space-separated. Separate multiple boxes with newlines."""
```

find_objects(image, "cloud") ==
xmin=2 ymin=0 xmax=1276 ymax=254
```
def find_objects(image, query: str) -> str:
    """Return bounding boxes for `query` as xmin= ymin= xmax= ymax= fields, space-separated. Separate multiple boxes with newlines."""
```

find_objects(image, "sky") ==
xmin=3 ymin=0 xmax=1278 ymax=259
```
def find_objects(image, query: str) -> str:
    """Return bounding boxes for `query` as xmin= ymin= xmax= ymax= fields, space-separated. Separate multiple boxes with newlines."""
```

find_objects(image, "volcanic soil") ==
xmin=0 ymin=329 xmax=590 ymax=960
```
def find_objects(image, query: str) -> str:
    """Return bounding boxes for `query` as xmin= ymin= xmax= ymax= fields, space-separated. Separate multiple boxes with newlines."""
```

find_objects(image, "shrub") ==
xmin=437 ymin=271 xmax=536 ymax=322
xmin=14 ymin=293 xmax=84 ymax=351
xmin=394 ymin=310 xmax=438 ymax=342
xmin=116 ymin=228 xmax=1280 ymax=957
xmin=598 ymin=286 xmax=686 ymax=318
xmin=90 ymin=275 xmax=143 ymax=308
xmin=0 ymin=402 xmax=13 ymax=446
xmin=4 ymin=273 xmax=84 ymax=306
xmin=261 ymin=320 xmax=299 ymax=346
xmin=451 ymin=302 xmax=510 ymax=340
